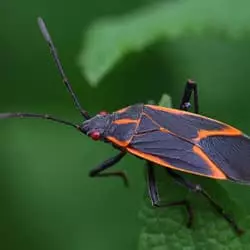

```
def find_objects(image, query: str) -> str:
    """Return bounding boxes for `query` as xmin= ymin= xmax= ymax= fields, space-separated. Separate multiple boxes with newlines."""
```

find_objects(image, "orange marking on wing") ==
xmin=192 ymin=146 xmax=226 ymax=179
xmin=194 ymin=127 xmax=242 ymax=142
xmin=159 ymin=127 xmax=171 ymax=133
xmin=146 ymin=104 xmax=185 ymax=115
xmin=106 ymin=136 xmax=129 ymax=147
xmin=108 ymin=113 xmax=142 ymax=147
xmin=145 ymin=104 xmax=241 ymax=130
xmin=142 ymin=112 xmax=161 ymax=127
xmin=116 ymin=107 xmax=129 ymax=114
xmin=127 ymin=147 xmax=227 ymax=180
xmin=113 ymin=119 xmax=137 ymax=125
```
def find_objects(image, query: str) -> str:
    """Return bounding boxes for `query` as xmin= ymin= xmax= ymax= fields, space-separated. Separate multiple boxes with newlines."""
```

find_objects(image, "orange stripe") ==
xmin=146 ymin=104 xmax=185 ymax=115
xmin=116 ymin=107 xmax=129 ymax=114
xmin=145 ymin=104 xmax=240 ymax=129
xmin=106 ymin=136 xmax=130 ymax=147
xmin=142 ymin=112 xmax=162 ymax=128
xmin=194 ymin=127 xmax=242 ymax=142
xmin=159 ymin=127 xmax=171 ymax=133
xmin=192 ymin=146 xmax=226 ymax=179
xmin=113 ymin=119 xmax=138 ymax=125
xmin=127 ymin=147 xmax=227 ymax=180
xmin=107 ymin=113 xmax=142 ymax=147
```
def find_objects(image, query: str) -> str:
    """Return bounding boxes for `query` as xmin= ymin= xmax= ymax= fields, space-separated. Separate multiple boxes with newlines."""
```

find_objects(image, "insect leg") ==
xmin=180 ymin=80 xmax=199 ymax=114
xmin=89 ymin=151 xmax=128 ymax=186
xmin=146 ymin=162 xmax=193 ymax=227
xmin=166 ymin=169 xmax=244 ymax=235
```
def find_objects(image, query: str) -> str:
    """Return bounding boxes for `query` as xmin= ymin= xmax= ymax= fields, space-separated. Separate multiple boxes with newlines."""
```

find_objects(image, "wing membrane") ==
xmin=129 ymin=130 xmax=226 ymax=179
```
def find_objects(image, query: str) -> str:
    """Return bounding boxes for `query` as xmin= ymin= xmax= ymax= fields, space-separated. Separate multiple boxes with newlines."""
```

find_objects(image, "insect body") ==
xmin=89 ymin=103 xmax=250 ymax=183
xmin=1 ymin=17 xmax=248 ymax=235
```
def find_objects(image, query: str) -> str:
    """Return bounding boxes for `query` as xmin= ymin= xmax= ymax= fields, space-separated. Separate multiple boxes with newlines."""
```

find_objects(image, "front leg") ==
xmin=89 ymin=151 xmax=128 ymax=186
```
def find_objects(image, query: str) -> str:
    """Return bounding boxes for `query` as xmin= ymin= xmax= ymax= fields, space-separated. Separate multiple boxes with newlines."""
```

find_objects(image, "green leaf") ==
xmin=148 ymin=94 xmax=172 ymax=107
xmin=158 ymin=94 xmax=172 ymax=108
xmin=138 ymin=94 xmax=250 ymax=249
xmin=79 ymin=0 xmax=250 ymax=86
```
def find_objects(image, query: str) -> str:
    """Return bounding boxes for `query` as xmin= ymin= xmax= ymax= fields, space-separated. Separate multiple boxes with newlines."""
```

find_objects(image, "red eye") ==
xmin=99 ymin=110 xmax=108 ymax=115
xmin=90 ymin=131 xmax=101 ymax=140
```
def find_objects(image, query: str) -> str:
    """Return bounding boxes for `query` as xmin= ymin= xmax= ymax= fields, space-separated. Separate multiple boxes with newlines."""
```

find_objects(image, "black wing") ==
xmin=127 ymin=104 xmax=250 ymax=183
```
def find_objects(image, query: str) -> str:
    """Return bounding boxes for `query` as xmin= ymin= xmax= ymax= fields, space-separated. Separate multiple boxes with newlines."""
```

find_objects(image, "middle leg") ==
xmin=146 ymin=162 xmax=193 ymax=227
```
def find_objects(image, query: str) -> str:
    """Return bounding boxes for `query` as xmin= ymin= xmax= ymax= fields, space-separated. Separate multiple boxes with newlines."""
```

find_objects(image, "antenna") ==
xmin=37 ymin=17 xmax=90 ymax=120
xmin=0 ymin=18 xmax=86 ymax=130
xmin=0 ymin=113 xmax=80 ymax=130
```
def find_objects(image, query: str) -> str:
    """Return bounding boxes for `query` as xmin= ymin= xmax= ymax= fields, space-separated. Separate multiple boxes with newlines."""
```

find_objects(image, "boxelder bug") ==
xmin=0 ymin=17 xmax=248 ymax=235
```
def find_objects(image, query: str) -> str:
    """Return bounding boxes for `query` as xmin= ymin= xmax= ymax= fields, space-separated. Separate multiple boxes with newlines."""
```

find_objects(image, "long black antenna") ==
xmin=37 ymin=17 xmax=90 ymax=120
xmin=0 ymin=113 xmax=80 ymax=130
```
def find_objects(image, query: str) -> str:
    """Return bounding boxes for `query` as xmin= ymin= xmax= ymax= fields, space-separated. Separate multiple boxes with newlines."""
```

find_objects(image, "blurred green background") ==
xmin=1 ymin=0 xmax=250 ymax=249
